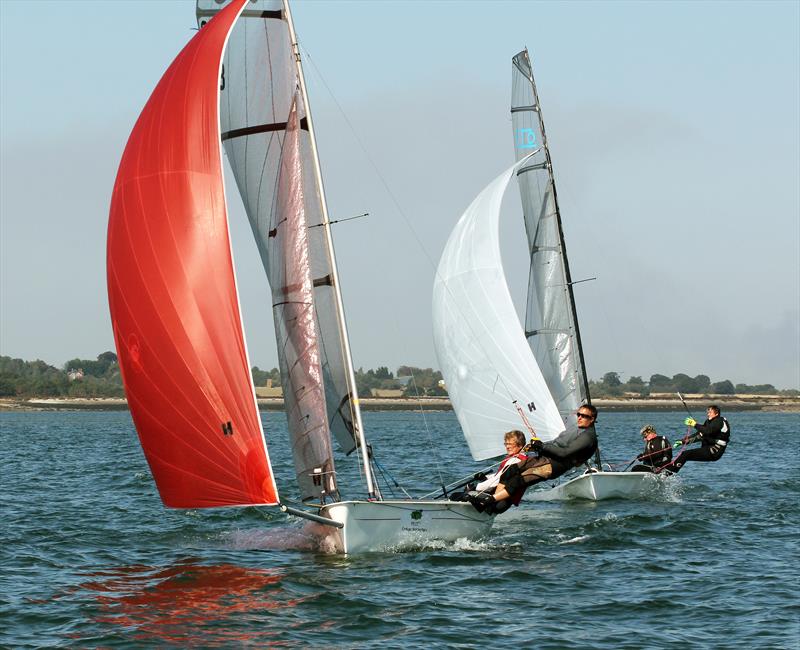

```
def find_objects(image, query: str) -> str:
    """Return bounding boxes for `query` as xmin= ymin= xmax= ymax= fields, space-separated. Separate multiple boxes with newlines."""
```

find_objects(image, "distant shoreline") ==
xmin=1 ymin=395 xmax=798 ymax=412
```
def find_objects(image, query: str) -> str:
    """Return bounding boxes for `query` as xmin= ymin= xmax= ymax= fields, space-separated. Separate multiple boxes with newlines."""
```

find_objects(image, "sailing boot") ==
xmin=466 ymin=491 xmax=494 ymax=513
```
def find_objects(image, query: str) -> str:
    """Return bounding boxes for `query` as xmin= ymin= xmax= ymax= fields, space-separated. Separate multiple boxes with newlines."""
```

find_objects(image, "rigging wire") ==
xmin=407 ymin=371 xmax=448 ymax=496
xmin=298 ymin=45 xmax=528 ymax=416
xmin=308 ymin=212 xmax=369 ymax=228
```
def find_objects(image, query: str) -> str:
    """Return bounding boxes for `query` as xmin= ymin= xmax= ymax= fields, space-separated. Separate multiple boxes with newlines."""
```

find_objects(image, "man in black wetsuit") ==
xmin=662 ymin=405 xmax=730 ymax=474
xmin=630 ymin=424 xmax=672 ymax=473
xmin=469 ymin=405 xmax=599 ymax=513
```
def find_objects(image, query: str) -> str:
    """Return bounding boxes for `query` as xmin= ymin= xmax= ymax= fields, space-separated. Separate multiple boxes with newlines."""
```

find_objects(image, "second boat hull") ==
xmin=527 ymin=471 xmax=666 ymax=501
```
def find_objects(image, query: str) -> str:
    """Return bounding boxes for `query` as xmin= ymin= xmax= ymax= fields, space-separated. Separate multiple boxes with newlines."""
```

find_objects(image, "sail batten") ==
xmin=221 ymin=118 xmax=309 ymax=141
xmin=107 ymin=0 xmax=279 ymax=509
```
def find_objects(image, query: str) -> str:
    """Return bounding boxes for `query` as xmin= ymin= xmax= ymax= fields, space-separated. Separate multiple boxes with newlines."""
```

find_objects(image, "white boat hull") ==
xmin=319 ymin=500 xmax=494 ymax=554
xmin=527 ymin=471 xmax=665 ymax=501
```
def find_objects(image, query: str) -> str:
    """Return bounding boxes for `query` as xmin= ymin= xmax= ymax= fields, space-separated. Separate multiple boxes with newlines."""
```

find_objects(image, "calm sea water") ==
xmin=2 ymin=409 xmax=798 ymax=648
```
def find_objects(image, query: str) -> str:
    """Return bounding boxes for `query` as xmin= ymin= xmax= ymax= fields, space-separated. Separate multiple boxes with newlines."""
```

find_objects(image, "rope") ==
xmin=371 ymin=457 xmax=396 ymax=498
xmin=373 ymin=457 xmax=413 ymax=500
xmin=513 ymin=400 xmax=540 ymax=440
xmin=606 ymin=439 xmax=682 ymax=472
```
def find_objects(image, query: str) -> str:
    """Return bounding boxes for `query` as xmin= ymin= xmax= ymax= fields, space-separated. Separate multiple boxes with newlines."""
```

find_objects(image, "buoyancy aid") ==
xmin=697 ymin=416 xmax=731 ymax=449
xmin=640 ymin=435 xmax=672 ymax=466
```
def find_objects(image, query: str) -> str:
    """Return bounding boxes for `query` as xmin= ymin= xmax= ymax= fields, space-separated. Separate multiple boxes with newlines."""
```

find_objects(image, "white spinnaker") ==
xmin=433 ymin=160 xmax=565 ymax=461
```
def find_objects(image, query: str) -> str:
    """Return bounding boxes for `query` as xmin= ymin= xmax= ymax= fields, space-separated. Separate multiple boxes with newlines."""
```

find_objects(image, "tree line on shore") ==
xmin=0 ymin=353 xmax=796 ymax=398
xmin=253 ymin=365 xmax=446 ymax=397
xmin=589 ymin=372 xmax=798 ymax=397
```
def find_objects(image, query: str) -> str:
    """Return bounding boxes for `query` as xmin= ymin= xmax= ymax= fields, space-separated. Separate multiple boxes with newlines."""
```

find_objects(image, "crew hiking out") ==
xmin=467 ymin=405 xmax=599 ymax=514
xmin=662 ymin=405 xmax=730 ymax=474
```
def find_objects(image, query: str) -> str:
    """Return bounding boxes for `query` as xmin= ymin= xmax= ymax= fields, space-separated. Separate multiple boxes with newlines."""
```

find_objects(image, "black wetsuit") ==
xmin=631 ymin=435 xmax=672 ymax=473
xmin=663 ymin=416 xmax=730 ymax=474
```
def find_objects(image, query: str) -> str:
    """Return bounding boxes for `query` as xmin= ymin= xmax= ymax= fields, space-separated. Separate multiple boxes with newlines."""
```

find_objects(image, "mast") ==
xmin=517 ymin=49 xmax=601 ymax=468
xmin=282 ymin=0 xmax=378 ymax=497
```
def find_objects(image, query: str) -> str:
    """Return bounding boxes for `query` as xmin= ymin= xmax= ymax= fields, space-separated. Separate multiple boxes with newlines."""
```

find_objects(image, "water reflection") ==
xmin=73 ymin=559 xmax=307 ymax=645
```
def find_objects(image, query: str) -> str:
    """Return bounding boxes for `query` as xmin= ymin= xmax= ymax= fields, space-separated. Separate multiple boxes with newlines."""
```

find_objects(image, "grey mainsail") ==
xmin=197 ymin=0 xmax=364 ymax=500
xmin=511 ymin=49 xmax=590 ymax=433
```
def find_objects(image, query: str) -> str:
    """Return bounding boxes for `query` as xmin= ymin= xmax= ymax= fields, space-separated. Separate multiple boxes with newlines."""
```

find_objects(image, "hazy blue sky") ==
xmin=1 ymin=0 xmax=798 ymax=388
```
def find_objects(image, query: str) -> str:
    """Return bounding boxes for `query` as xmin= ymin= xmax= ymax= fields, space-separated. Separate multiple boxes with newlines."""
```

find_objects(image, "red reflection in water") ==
xmin=74 ymin=562 xmax=307 ymax=645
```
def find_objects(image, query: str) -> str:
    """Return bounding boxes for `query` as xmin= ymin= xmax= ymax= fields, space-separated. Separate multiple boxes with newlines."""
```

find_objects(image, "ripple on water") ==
xmin=1 ymin=410 xmax=798 ymax=648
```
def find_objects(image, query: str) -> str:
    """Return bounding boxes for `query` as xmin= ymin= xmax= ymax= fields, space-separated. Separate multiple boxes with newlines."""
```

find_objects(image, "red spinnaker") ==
xmin=106 ymin=0 xmax=278 ymax=508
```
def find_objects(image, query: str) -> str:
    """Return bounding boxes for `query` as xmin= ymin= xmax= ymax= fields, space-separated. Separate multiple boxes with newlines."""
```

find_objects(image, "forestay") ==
xmin=197 ymin=0 xmax=358 ymax=499
xmin=432 ymin=160 xmax=566 ymax=461
xmin=107 ymin=0 xmax=278 ymax=509
xmin=511 ymin=50 xmax=589 ymax=430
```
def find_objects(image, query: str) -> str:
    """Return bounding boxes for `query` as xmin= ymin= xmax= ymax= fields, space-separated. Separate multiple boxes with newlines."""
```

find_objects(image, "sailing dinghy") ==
xmin=107 ymin=0 xmax=493 ymax=554
xmin=433 ymin=49 xmax=657 ymax=501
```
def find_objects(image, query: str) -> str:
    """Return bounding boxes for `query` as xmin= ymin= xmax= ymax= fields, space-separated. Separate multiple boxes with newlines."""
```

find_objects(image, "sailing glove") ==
xmin=684 ymin=417 xmax=696 ymax=427
xmin=531 ymin=440 xmax=544 ymax=453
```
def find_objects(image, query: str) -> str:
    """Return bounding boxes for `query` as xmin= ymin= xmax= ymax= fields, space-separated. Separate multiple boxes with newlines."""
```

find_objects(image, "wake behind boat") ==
xmin=433 ymin=49 xmax=655 ymax=502
xmin=107 ymin=0 xmax=495 ymax=554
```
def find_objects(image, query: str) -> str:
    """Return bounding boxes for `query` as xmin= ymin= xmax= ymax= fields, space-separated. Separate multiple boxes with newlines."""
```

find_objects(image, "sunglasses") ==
xmin=577 ymin=412 xmax=594 ymax=419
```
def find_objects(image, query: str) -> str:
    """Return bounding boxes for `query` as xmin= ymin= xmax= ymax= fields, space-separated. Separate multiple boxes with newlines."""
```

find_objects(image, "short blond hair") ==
xmin=504 ymin=430 xmax=526 ymax=447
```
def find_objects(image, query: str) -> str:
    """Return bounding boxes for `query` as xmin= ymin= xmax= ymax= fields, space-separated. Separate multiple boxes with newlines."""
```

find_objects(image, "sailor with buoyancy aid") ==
xmin=468 ymin=405 xmax=599 ymax=513
xmin=451 ymin=430 xmax=530 ymax=514
xmin=663 ymin=404 xmax=730 ymax=474
xmin=630 ymin=424 xmax=672 ymax=472
xmin=477 ymin=429 xmax=530 ymax=509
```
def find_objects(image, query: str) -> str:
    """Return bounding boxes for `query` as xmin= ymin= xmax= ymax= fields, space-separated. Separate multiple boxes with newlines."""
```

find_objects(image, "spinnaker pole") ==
xmin=282 ymin=0 xmax=378 ymax=498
